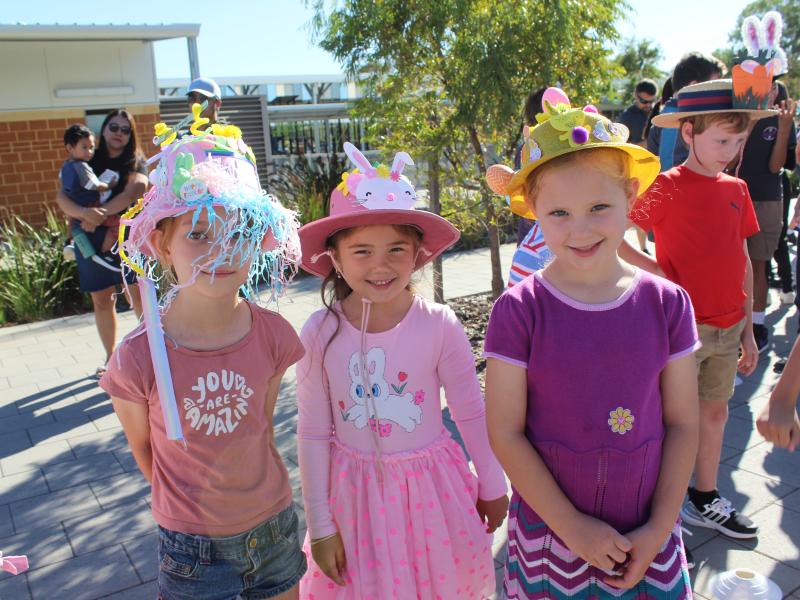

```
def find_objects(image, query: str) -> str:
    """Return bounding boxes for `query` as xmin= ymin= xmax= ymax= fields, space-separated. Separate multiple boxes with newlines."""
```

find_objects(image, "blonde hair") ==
xmin=153 ymin=217 xmax=179 ymax=288
xmin=524 ymin=147 xmax=632 ymax=208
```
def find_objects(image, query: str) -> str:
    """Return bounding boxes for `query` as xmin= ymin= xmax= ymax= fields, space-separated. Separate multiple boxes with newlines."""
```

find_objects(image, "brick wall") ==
xmin=0 ymin=110 xmax=160 ymax=226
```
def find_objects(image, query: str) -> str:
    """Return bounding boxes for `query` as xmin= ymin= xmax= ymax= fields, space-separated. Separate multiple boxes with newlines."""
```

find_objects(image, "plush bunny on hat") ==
xmin=298 ymin=142 xmax=460 ymax=278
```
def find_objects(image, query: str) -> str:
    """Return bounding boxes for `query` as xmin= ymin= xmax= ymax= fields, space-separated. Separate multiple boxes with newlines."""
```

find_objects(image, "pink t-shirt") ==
xmin=297 ymin=295 xmax=508 ymax=538
xmin=100 ymin=302 xmax=305 ymax=536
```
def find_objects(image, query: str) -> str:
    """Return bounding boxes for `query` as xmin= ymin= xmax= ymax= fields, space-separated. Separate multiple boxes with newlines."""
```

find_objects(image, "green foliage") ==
xmin=728 ymin=0 xmax=800 ymax=97
xmin=308 ymin=0 xmax=629 ymax=296
xmin=610 ymin=38 xmax=666 ymax=101
xmin=0 ymin=210 xmax=87 ymax=323
xmin=440 ymin=186 xmax=516 ymax=249
xmin=267 ymin=153 xmax=350 ymax=225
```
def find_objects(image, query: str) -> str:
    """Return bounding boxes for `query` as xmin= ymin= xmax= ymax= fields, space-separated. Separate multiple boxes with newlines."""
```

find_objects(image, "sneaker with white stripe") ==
xmin=680 ymin=496 xmax=759 ymax=539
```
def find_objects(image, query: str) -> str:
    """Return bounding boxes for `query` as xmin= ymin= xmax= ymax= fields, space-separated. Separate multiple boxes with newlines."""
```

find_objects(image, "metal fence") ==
xmin=269 ymin=118 xmax=370 ymax=157
xmin=159 ymin=96 xmax=372 ymax=178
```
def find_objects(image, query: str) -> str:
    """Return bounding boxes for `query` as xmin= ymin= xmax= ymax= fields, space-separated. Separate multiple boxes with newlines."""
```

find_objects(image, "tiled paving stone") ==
xmin=9 ymin=484 xmax=103 ymax=533
xmin=89 ymin=472 xmax=151 ymax=510
xmin=63 ymin=500 xmax=155 ymax=555
xmin=27 ymin=415 xmax=99 ymax=445
xmin=0 ymin=440 xmax=76 ymax=476
xmin=0 ymin=470 xmax=49 ymax=505
xmin=0 ymin=524 xmax=74 ymax=581
xmin=26 ymin=544 xmax=141 ymax=600
xmin=0 ymin=573 xmax=31 ymax=600
xmin=691 ymin=535 xmax=800 ymax=600
xmin=41 ymin=451 xmax=125 ymax=491
xmin=121 ymin=532 xmax=158 ymax=583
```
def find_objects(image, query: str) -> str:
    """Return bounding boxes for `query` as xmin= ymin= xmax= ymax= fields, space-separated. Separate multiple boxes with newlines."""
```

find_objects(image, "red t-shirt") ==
xmin=101 ymin=302 xmax=304 ymax=536
xmin=630 ymin=165 xmax=759 ymax=328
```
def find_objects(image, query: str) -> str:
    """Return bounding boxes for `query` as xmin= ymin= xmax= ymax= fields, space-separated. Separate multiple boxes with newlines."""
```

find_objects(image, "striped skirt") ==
xmin=504 ymin=495 xmax=692 ymax=599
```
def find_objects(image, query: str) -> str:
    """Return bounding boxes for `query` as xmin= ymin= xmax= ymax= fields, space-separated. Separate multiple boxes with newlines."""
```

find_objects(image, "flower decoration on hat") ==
xmin=333 ymin=143 xmax=418 ymax=210
xmin=483 ymin=86 xmax=656 ymax=221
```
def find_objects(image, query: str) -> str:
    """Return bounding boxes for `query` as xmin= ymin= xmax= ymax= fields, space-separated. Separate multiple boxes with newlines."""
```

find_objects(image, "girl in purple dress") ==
xmin=483 ymin=88 xmax=699 ymax=599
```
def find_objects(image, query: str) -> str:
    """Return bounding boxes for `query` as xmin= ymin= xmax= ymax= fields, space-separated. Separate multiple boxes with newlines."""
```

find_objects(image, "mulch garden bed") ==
xmin=448 ymin=291 xmax=494 ymax=389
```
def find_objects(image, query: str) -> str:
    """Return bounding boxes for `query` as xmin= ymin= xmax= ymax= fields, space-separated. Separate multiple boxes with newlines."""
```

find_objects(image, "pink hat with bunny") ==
xmin=298 ymin=142 xmax=460 ymax=277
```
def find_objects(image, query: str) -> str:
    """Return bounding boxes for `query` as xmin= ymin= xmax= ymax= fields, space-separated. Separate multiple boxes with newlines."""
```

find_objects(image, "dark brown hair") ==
xmin=90 ymin=109 xmax=144 ymax=182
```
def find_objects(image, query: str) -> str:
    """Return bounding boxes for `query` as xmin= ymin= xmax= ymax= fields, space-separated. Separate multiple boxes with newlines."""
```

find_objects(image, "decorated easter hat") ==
xmin=485 ymin=87 xmax=660 ymax=220
xmin=651 ymin=78 xmax=778 ymax=129
xmin=741 ymin=11 xmax=789 ymax=78
xmin=298 ymin=142 xmax=460 ymax=278
xmin=119 ymin=104 xmax=301 ymax=305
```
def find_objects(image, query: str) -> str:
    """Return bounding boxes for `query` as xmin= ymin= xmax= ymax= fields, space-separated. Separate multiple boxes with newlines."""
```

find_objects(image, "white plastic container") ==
xmin=709 ymin=568 xmax=782 ymax=600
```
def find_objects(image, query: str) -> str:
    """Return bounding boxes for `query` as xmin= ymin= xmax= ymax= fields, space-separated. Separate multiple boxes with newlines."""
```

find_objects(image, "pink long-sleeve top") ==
xmin=296 ymin=295 xmax=508 ymax=539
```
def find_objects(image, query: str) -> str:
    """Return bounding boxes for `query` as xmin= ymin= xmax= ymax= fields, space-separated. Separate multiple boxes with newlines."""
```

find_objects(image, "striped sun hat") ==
xmin=652 ymin=79 xmax=775 ymax=128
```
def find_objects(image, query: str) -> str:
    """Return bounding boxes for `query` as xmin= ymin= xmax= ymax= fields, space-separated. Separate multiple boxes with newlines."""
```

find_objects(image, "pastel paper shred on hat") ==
xmin=119 ymin=108 xmax=301 ymax=309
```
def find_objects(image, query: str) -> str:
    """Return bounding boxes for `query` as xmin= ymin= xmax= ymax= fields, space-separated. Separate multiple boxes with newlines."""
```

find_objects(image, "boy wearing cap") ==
xmin=622 ymin=77 xmax=777 ymax=540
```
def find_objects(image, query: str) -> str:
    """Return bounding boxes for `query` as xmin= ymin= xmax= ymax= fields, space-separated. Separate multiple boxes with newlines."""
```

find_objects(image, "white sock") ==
xmin=753 ymin=311 xmax=765 ymax=325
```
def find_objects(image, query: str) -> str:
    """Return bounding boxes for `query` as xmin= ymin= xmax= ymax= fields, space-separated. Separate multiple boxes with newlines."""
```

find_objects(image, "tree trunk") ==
xmin=428 ymin=158 xmax=444 ymax=304
xmin=466 ymin=126 xmax=504 ymax=300
xmin=485 ymin=196 xmax=504 ymax=299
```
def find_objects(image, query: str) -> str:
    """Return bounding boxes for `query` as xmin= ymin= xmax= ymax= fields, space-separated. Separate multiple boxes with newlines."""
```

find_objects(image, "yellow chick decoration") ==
xmin=189 ymin=103 xmax=210 ymax=136
xmin=153 ymin=123 xmax=177 ymax=148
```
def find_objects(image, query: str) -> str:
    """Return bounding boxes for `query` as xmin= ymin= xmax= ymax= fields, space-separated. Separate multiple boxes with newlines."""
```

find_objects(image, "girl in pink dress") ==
xmin=295 ymin=143 xmax=509 ymax=599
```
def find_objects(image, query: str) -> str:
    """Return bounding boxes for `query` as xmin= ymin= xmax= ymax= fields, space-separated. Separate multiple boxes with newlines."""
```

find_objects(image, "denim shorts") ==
xmin=157 ymin=504 xmax=307 ymax=600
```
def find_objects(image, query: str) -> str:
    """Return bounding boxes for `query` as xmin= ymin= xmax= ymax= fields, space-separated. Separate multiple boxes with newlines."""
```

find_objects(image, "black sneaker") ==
xmin=753 ymin=324 xmax=769 ymax=354
xmin=680 ymin=496 xmax=759 ymax=539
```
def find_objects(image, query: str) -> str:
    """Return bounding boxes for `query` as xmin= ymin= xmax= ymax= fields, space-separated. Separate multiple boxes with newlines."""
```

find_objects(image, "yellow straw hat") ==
xmin=486 ymin=87 xmax=660 ymax=220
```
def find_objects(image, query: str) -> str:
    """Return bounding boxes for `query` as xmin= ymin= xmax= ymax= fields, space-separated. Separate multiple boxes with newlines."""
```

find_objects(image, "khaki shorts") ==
xmin=695 ymin=319 xmax=746 ymax=402
xmin=747 ymin=201 xmax=783 ymax=261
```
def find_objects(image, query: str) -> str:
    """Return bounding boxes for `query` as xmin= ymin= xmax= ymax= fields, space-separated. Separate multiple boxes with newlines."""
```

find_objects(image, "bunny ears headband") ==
xmin=298 ymin=142 xmax=459 ymax=278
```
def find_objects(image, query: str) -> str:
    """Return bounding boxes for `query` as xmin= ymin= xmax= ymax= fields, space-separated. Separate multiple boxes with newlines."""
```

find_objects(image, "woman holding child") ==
xmin=55 ymin=109 xmax=148 ymax=376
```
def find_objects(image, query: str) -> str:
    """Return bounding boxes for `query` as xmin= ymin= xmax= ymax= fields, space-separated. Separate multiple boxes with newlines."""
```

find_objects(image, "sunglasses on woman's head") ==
xmin=107 ymin=123 xmax=131 ymax=135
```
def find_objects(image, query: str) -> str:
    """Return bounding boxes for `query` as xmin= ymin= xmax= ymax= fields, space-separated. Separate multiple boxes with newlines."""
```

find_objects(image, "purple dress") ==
xmin=485 ymin=269 xmax=698 ymax=599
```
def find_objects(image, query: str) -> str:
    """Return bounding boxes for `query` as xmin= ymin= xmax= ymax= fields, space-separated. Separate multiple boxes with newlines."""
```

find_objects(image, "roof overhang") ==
xmin=0 ymin=23 xmax=200 ymax=42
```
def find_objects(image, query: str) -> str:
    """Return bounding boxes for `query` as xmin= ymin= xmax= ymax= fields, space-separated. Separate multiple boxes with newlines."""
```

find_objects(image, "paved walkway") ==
xmin=0 ymin=241 xmax=798 ymax=599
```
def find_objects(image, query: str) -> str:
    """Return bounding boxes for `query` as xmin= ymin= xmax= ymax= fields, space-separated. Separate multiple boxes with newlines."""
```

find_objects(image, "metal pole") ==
xmin=187 ymin=37 xmax=200 ymax=80
xmin=261 ymin=96 xmax=273 ymax=174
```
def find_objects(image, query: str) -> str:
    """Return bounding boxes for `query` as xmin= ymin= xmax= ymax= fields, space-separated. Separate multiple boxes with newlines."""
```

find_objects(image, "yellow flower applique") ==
xmin=608 ymin=407 xmax=634 ymax=435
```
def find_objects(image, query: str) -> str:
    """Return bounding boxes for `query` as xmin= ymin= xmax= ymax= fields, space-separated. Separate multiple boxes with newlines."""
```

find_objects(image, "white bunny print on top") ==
xmin=343 ymin=347 xmax=422 ymax=437
xmin=741 ymin=10 xmax=788 ymax=76
xmin=342 ymin=141 xmax=418 ymax=210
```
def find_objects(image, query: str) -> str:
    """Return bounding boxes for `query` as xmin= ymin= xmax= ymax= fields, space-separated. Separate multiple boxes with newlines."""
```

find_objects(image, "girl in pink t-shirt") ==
xmin=100 ymin=114 xmax=307 ymax=599
xmin=295 ymin=143 xmax=509 ymax=599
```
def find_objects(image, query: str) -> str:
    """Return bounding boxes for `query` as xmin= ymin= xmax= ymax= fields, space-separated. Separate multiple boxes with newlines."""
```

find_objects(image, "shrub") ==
xmin=0 ymin=210 xmax=88 ymax=323
xmin=267 ymin=153 xmax=350 ymax=225
xmin=440 ymin=187 xmax=516 ymax=250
